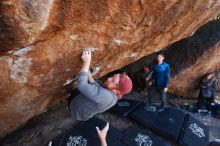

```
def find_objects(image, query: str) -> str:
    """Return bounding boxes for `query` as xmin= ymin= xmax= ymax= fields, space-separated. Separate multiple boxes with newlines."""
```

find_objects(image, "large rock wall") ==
xmin=168 ymin=20 xmax=220 ymax=97
xmin=0 ymin=0 xmax=220 ymax=137
xmin=125 ymin=20 xmax=220 ymax=97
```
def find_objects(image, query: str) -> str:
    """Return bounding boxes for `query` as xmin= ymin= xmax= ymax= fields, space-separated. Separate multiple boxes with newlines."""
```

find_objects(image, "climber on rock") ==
xmin=69 ymin=50 xmax=133 ymax=121
xmin=148 ymin=52 xmax=170 ymax=111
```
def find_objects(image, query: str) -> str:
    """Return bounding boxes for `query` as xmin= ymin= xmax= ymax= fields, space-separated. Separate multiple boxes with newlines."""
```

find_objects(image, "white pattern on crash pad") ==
xmin=66 ymin=136 xmax=87 ymax=146
xmin=135 ymin=133 xmax=153 ymax=146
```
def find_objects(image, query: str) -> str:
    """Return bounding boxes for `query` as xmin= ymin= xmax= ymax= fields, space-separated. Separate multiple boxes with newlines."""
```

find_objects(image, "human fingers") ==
xmin=103 ymin=122 xmax=109 ymax=132
xmin=96 ymin=126 xmax=101 ymax=135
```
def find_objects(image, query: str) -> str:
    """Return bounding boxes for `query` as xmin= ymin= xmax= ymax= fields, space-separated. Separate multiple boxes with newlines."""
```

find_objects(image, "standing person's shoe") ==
xmin=144 ymin=104 xmax=157 ymax=112
xmin=157 ymin=106 xmax=165 ymax=112
xmin=198 ymin=108 xmax=208 ymax=115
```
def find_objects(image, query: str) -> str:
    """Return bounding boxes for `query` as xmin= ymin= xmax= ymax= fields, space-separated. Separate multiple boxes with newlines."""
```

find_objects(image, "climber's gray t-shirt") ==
xmin=70 ymin=71 xmax=118 ymax=121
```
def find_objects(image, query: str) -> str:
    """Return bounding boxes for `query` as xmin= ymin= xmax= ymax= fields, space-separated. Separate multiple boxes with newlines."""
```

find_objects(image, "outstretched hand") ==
xmin=96 ymin=122 xmax=109 ymax=146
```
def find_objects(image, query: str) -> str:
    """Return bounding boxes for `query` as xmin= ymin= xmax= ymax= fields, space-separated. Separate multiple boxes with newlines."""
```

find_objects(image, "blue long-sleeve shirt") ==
xmin=152 ymin=62 xmax=170 ymax=88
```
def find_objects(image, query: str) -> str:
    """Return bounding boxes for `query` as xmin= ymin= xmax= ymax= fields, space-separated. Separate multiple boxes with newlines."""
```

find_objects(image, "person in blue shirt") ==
xmin=148 ymin=53 xmax=170 ymax=110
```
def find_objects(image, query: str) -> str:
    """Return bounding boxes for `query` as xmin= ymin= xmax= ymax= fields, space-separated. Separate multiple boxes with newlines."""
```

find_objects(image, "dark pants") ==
xmin=197 ymin=92 xmax=214 ymax=111
xmin=148 ymin=86 xmax=167 ymax=107
xmin=136 ymin=72 xmax=146 ymax=90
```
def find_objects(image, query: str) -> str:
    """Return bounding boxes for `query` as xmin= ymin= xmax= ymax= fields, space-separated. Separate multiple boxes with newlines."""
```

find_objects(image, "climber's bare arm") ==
xmin=80 ymin=51 xmax=96 ymax=84
xmin=77 ymin=51 xmax=100 ymax=101
xmin=80 ymin=51 xmax=91 ymax=73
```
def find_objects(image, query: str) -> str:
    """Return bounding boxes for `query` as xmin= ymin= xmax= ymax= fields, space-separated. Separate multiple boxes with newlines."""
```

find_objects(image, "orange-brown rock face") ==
xmin=169 ymin=42 xmax=220 ymax=97
xmin=0 ymin=0 xmax=220 ymax=137
xmin=124 ymin=20 xmax=220 ymax=98
xmin=168 ymin=20 xmax=220 ymax=97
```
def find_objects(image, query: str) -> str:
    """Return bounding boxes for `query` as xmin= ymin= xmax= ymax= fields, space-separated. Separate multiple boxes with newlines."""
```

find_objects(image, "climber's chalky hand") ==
xmin=81 ymin=50 xmax=91 ymax=64
xmin=80 ymin=50 xmax=92 ymax=73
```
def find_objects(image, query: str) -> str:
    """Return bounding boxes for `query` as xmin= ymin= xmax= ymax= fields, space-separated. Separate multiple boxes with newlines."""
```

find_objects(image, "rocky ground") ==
xmin=1 ymin=90 xmax=220 ymax=146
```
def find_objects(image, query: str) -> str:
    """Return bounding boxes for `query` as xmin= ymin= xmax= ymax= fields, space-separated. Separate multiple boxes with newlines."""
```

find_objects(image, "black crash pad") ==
xmin=152 ymin=107 xmax=186 ymax=141
xmin=52 ymin=117 xmax=122 ymax=146
xmin=113 ymin=141 xmax=126 ymax=146
xmin=179 ymin=114 xmax=209 ymax=146
xmin=212 ymin=103 xmax=220 ymax=119
xmin=108 ymin=99 xmax=143 ymax=117
xmin=130 ymin=105 xmax=186 ymax=141
xmin=129 ymin=105 xmax=159 ymax=129
xmin=121 ymin=126 xmax=171 ymax=146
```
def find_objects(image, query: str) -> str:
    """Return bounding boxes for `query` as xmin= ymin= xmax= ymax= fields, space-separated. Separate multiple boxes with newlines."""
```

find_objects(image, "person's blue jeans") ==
xmin=148 ymin=86 xmax=167 ymax=107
